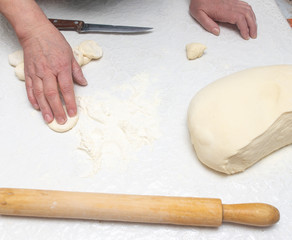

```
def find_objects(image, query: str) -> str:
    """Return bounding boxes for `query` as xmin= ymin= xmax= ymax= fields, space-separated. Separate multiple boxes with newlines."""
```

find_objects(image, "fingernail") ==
xmin=33 ymin=104 xmax=39 ymax=110
xmin=44 ymin=114 xmax=52 ymax=123
xmin=212 ymin=28 xmax=220 ymax=36
xmin=82 ymin=78 xmax=88 ymax=85
xmin=57 ymin=117 xmax=67 ymax=125
xmin=68 ymin=109 xmax=76 ymax=117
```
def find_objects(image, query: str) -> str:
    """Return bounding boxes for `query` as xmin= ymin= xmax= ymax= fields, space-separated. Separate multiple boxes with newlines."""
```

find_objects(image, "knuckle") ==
xmin=33 ymin=88 xmax=44 ymax=98
xmin=60 ymin=83 xmax=73 ymax=94
xmin=44 ymin=88 xmax=58 ymax=99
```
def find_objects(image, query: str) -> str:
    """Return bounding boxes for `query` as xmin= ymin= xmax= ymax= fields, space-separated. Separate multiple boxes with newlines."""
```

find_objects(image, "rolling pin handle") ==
xmin=222 ymin=203 xmax=280 ymax=227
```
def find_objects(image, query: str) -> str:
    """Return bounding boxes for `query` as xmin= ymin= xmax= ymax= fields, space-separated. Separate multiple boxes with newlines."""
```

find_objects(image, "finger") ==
xmin=42 ymin=74 xmax=67 ymax=124
xmin=245 ymin=12 xmax=257 ymax=39
xmin=193 ymin=10 xmax=220 ymax=36
xmin=25 ymin=75 xmax=39 ymax=110
xmin=235 ymin=15 xmax=250 ymax=40
xmin=32 ymin=75 xmax=54 ymax=123
xmin=57 ymin=69 xmax=77 ymax=118
xmin=72 ymin=58 xmax=87 ymax=86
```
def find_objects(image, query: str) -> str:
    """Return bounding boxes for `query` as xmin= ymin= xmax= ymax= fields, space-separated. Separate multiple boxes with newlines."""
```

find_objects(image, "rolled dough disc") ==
xmin=48 ymin=109 xmax=79 ymax=133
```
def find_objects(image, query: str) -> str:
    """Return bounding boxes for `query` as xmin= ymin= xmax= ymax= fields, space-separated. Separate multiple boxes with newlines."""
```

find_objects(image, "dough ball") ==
xmin=8 ymin=50 xmax=24 ymax=67
xmin=15 ymin=62 xmax=25 ymax=81
xmin=186 ymin=43 xmax=206 ymax=60
xmin=188 ymin=65 xmax=292 ymax=174
xmin=79 ymin=40 xmax=103 ymax=60
xmin=73 ymin=47 xmax=84 ymax=66
xmin=48 ymin=108 xmax=79 ymax=133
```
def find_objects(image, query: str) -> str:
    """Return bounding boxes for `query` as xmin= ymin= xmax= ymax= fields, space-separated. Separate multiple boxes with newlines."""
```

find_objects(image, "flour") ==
xmin=76 ymin=73 xmax=161 ymax=174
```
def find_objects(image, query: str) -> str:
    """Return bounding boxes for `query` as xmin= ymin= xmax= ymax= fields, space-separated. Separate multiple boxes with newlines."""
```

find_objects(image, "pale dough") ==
xmin=8 ymin=50 xmax=23 ymax=67
xmin=48 ymin=107 xmax=79 ymax=133
xmin=79 ymin=40 xmax=103 ymax=60
xmin=186 ymin=43 xmax=206 ymax=60
xmin=188 ymin=65 xmax=292 ymax=174
xmin=15 ymin=62 xmax=25 ymax=81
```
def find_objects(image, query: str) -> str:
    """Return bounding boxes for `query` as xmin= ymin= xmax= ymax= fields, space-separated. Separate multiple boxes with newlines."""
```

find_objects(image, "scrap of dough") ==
xmin=79 ymin=40 xmax=103 ymax=60
xmin=8 ymin=50 xmax=24 ymax=67
xmin=83 ymin=56 xmax=91 ymax=66
xmin=188 ymin=65 xmax=292 ymax=174
xmin=186 ymin=43 xmax=206 ymax=60
xmin=73 ymin=48 xmax=84 ymax=66
xmin=15 ymin=62 xmax=25 ymax=81
xmin=48 ymin=108 xmax=79 ymax=133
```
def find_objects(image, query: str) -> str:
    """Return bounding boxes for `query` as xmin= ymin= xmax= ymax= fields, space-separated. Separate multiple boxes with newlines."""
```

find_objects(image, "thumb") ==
xmin=193 ymin=10 xmax=220 ymax=36
xmin=72 ymin=59 xmax=88 ymax=86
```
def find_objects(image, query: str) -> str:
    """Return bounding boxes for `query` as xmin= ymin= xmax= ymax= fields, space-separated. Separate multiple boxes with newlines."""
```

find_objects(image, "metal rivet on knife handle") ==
xmin=0 ymin=188 xmax=280 ymax=227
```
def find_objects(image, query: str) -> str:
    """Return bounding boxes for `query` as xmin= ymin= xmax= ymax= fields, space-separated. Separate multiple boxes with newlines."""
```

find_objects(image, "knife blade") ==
xmin=49 ymin=18 xmax=152 ymax=33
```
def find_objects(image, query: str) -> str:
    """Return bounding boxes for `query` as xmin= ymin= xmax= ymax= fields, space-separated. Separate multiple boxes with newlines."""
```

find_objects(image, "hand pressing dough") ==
xmin=79 ymin=40 xmax=103 ymax=60
xmin=186 ymin=43 xmax=206 ymax=60
xmin=15 ymin=62 xmax=25 ymax=81
xmin=8 ymin=50 xmax=24 ymax=67
xmin=48 ymin=108 xmax=79 ymax=133
xmin=188 ymin=65 xmax=292 ymax=174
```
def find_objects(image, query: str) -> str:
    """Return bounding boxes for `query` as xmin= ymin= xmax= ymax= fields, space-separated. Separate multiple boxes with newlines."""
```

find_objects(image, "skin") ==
xmin=0 ymin=0 xmax=87 ymax=124
xmin=0 ymin=0 xmax=257 ymax=124
xmin=190 ymin=0 xmax=257 ymax=39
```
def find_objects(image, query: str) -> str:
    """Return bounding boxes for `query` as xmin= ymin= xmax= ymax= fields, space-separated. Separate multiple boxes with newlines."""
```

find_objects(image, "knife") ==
xmin=49 ymin=18 xmax=152 ymax=33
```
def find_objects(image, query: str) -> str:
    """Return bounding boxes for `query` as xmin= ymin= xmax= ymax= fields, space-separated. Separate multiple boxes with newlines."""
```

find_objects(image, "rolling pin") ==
xmin=0 ymin=188 xmax=279 ymax=227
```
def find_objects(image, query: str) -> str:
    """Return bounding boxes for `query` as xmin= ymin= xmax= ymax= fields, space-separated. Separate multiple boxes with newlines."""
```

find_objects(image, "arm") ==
xmin=189 ymin=0 xmax=257 ymax=40
xmin=0 ymin=0 xmax=87 ymax=124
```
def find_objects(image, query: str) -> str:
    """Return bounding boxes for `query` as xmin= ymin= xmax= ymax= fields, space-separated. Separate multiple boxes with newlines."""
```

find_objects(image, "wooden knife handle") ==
xmin=0 ymin=188 xmax=279 ymax=227
xmin=48 ymin=18 xmax=84 ymax=31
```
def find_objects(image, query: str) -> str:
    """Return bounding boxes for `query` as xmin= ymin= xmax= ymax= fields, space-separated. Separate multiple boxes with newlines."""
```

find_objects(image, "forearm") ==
xmin=0 ymin=0 xmax=50 ymax=42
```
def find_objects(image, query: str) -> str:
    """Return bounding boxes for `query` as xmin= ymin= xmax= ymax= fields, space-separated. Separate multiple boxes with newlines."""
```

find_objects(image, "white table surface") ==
xmin=0 ymin=0 xmax=292 ymax=239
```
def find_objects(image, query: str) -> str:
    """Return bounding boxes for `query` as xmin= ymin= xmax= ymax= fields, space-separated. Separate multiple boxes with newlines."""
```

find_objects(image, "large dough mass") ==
xmin=188 ymin=65 xmax=292 ymax=174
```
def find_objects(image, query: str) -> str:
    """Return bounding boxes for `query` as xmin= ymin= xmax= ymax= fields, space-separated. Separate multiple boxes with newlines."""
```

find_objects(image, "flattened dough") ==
xmin=48 ymin=108 xmax=79 ymax=133
xmin=188 ymin=65 xmax=292 ymax=174
xmin=79 ymin=40 xmax=103 ymax=59
xmin=186 ymin=43 xmax=206 ymax=60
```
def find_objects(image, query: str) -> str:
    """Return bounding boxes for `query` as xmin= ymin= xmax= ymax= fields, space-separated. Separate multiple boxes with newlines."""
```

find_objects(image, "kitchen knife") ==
xmin=49 ymin=18 xmax=152 ymax=33
xmin=0 ymin=188 xmax=280 ymax=227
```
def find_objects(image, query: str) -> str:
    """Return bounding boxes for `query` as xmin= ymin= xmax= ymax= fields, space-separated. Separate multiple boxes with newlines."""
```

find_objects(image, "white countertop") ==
xmin=0 ymin=0 xmax=292 ymax=239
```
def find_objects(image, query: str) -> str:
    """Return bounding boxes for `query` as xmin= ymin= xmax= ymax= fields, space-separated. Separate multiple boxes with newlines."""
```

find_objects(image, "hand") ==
xmin=189 ymin=0 xmax=257 ymax=40
xmin=20 ymin=23 xmax=87 ymax=124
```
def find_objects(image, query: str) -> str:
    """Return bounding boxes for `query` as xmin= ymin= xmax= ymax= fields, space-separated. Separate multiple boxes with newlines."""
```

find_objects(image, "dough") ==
xmin=79 ymin=40 xmax=103 ymax=60
xmin=73 ymin=47 xmax=84 ymax=66
xmin=15 ymin=62 xmax=25 ymax=81
xmin=186 ymin=43 xmax=206 ymax=60
xmin=48 ymin=108 xmax=79 ymax=133
xmin=8 ymin=50 xmax=23 ymax=67
xmin=188 ymin=65 xmax=292 ymax=174
xmin=83 ymin=56 xmax=91 ymax=66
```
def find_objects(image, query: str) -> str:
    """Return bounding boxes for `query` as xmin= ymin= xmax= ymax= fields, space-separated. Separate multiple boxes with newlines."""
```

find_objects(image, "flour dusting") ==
xmin=76 ymin=73 xmax=161 ymax=174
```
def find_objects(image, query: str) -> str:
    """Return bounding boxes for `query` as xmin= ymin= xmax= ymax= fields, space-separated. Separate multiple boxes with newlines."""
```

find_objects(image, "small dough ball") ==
xmin=48 ymin=108 xmax=79 ymax=133
xmin=15 ymin=62 xmax=25 ymax=81
xmin=188 ymin=65 xmax=292 ymax=174
xmin=79 ymin=40 xmax=103 ymax=60
xmin=8 ymin=50 xmax=24 ymax=67
xmin=186 ymin=43 xmax=206 ymax=60
xmin=73 ymin=48 xmax=84 ymax=66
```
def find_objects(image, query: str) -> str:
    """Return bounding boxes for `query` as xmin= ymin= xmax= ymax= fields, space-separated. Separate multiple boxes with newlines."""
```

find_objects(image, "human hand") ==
xmin=189 ymin=0 xmax=257 ymax=40
xmin=20 ymin=23 xmax=87 ymax=124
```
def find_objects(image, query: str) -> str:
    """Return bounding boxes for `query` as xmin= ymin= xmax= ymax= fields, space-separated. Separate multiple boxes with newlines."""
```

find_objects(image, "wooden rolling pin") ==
xmin=0 ymin=188 xmax=279 ymax=227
